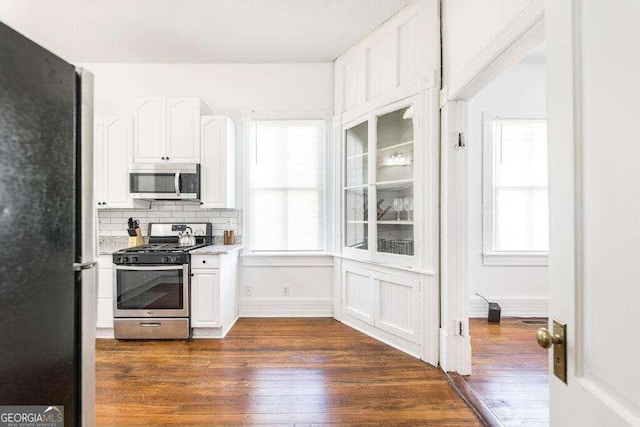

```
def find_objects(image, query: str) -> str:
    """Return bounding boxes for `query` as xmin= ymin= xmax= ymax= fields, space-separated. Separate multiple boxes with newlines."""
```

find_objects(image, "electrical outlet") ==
xmin=226 ymin=218 xmax=233 ymax=226
xmin=282 ymin=286 xmax=290 ymax=297
xmin=245 ymin=286 xmax=253 ymax=297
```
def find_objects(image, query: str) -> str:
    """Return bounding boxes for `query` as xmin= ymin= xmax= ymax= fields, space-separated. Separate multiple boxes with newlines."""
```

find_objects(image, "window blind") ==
xmin=491 ymin=118 xmax=548 ymax=252
xmin=250 ymin=120 xmax=325 ymax=252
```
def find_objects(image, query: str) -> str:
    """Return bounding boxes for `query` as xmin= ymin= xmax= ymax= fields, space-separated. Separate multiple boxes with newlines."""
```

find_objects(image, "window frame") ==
xmin=482 ymin=113 xmax=549 ymax=266
xmin=244 ymin=111 xmax=332 ymax=257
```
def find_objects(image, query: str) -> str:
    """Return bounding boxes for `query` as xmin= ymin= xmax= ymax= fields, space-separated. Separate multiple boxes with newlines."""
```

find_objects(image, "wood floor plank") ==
xmin=96 ymin=318 xmax=481 ymax=425
xmin=464 ymin=318 xmax=549 ymax=426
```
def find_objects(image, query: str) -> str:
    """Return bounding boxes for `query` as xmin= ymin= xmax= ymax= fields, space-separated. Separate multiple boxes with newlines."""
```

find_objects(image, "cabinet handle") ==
xmin=202 ymin=260 xmax=206 ymax=264
xmin=161 ymin=157 xmax=166 ymax=160
xmin=191 ymin=273 xmax=194 ymax=277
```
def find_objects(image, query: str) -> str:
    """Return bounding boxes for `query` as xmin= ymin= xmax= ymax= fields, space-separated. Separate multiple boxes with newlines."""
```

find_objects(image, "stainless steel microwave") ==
xmin=129 ymin=163 xmax=200 ymax=200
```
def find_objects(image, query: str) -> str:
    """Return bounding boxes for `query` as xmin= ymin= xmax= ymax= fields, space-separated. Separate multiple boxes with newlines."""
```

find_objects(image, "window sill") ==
xmin=242 ymin=252 xmax=335 ymax=267
xmin=482 ymin=252 xmax=548 ymax=266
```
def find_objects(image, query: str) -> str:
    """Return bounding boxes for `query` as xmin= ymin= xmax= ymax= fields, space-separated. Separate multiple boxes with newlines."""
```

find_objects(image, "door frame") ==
xmin=439 ymin=0 xmax=545 ymax=374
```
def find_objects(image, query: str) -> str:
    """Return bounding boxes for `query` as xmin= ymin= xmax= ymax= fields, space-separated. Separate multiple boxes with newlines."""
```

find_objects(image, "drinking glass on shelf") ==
xmin=403 ymin=197 xmax=414 ymax=221
xmin=393 ymin=198 xmax=403 ymax=221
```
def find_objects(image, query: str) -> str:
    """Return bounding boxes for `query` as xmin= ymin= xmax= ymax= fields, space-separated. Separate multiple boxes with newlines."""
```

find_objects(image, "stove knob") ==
xmin=131 ymin=256 xmax=138 ymax=263
xmin=162 ymin=256 xmax=170 ymax=263
xmin=114 ymin=256 xmax=121 ymax=263
xmin=123 ymin=256 xmax=129 ymax=263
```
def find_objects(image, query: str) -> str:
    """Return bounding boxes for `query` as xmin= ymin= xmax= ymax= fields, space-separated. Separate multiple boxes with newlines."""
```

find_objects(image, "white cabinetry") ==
xmin=334 ymin=0 xmax=439 ymax=123
xmin=341 ymin=260 xmax=422 ymax=356
xmin=190 ymin=250 xmax=240 ymax=338
xmin=200 ymin=116 xmax=236 ymax=208
xmin=134 ymin=97 xmax=210 ymax=164
xmin=94 ymin=117 xmax=148 ymax=209
xmin=335 ymin=0 xmax=440 ymax=365
xmin=96 ymin=255 xmax=114 ymax=335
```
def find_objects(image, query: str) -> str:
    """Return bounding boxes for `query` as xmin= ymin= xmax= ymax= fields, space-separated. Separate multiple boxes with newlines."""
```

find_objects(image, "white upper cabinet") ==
xmin=134 ymin=98 xmax=165 ymax=163
xmin=335 ymin=0 xmax=439 ymax=122
xmin=200 ymin=116 xmax=236 ymax=208
xmin=95 ymin=117 xmax=148 ymax=209
xmin=134 ymin=97 xmax=210 ymax=164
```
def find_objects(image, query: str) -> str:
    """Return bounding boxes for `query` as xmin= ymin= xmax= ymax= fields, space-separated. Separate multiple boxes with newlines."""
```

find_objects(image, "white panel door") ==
xmin=134 ymin=97 xmax=166 ymax=163
xmin=342 ymin=264 xmax=374 ymax=324
xmin=547 ymin=1 xmax=640 ymax=425
xmin=200 ymin=116 xmax=226 ymax=208
xmin=166 ymin=97 xmax=201 ymax=163
xmin=103 ymin=117 xmax=132 ymax=208
xmin=374 ymin=271 xmax=420 ymax=343
xmin=191 ymin=269 xmax=220 ymax=328
xmin=366 ymin=31 xmax=397 ymax=102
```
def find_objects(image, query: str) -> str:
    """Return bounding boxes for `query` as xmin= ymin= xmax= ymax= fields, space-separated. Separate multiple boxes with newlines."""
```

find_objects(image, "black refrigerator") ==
xmin=0 ymin=22 xmax=97 ymax=426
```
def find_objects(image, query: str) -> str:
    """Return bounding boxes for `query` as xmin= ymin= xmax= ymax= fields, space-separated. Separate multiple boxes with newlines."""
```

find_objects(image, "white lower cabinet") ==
xmin=190 ymin=251 xmax=239 ymax=338
xmin=96 ymin=255 xmax=114 ymax=331
xmin=341 ymin=260 xmax=422 ymax=355
xmin=191 ymin=269 xmax=220 ymax=328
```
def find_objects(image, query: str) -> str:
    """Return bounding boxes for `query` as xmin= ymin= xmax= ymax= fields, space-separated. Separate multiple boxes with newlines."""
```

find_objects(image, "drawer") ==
xmin=191 ymin=255 xmax=220 ymax=269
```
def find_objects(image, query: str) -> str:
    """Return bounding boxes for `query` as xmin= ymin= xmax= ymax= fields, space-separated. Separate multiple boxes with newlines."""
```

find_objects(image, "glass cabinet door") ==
xmin=374 ymin=105 xmax=415 ymax=256
xmin=344 ymin=121 xmax=369 ymax=252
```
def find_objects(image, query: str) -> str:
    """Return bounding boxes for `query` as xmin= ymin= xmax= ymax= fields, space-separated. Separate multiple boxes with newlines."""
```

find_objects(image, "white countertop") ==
xmin=189 ymin=244 xmax=244 ymax=255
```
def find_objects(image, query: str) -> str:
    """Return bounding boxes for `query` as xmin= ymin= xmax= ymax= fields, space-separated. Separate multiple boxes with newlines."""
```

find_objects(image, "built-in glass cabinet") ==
xmin=342 ymin=97 xmax=420 ymax=266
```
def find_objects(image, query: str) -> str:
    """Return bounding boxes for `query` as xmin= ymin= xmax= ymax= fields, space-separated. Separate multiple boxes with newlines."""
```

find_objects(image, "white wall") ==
xmin=85 ymin=62 xmax=335 ymax=316
xmin=467 ymin=62 xmax=547 ymax=317
xmin=441 ymin=0 xmax=541 ymax=87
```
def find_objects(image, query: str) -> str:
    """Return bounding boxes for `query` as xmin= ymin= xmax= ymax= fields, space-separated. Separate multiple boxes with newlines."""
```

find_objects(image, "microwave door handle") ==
xmin=174 ymin=172 xmax=181 ymax=196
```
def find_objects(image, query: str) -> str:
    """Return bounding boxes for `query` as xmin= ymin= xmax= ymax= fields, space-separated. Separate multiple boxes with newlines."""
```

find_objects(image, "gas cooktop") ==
xmin=113 ymin=222 xmax=213 ymax=265
xmin=118 ymin=243 xmax=206 ymax=253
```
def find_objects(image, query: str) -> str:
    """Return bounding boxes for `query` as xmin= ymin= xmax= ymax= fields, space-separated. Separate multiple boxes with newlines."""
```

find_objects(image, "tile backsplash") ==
xmin=98 ymin=201 xmax=242 ymax=244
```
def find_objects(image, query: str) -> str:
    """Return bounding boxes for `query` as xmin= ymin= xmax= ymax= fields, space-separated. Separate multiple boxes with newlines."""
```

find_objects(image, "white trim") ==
xmin=468 ymin=295 xmax=548 ymax=318
xmin=241 ymin=254 xmax=334 ymax=267
xmin=340 ymin=314 xmax=422 ymax=360
xmin=96 ymin=328 xmax=114 ymax=339
xmin=446 ymin=0 xmax=545 ymax=101
xmin=482 ymin=252 xmax=548 ymax=266
xmin=239 ymin=298 xmax=333 ymax=317
xmin=191 ymin=315 xmax=239 ymax=339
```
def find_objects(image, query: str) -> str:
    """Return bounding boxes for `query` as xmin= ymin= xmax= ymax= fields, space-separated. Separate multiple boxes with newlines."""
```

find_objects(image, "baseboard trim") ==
xmin=192 ymin=315 xmax=239 ymax=339
xmin=340 ymin=315 xmax=421 ymax=360
xmin=239 ymin=298 xmax=333 ymax=317
xmin=96 ymin=328 xmax=114 ymax=339
xmin=469 ymin=295 xmax=548 ymax=318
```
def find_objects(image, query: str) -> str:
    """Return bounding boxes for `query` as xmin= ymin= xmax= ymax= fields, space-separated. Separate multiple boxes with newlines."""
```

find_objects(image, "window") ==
xmin=249 ymin=120 xmax=326 ymax=252
xmin=483 ymin=115 xmax=548 ymax=265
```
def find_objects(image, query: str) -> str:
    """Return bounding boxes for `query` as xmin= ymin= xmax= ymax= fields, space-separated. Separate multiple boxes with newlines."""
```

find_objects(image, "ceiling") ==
xmin=0 ymin=0 xmax=411 ymax=63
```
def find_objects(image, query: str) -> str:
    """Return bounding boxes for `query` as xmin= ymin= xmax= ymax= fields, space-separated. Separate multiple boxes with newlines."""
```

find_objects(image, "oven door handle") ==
xmin=174 ymin=172 xmax=181 ymax=196
xmin=115 ymin=265 xmax=187 ymax=271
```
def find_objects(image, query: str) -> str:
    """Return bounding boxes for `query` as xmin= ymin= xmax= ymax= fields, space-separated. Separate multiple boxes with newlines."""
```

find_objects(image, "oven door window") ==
xmin=130 ymin=173 xmax=175 ymax=193
xmin=116 ymin=268 xmax=184 ymax=310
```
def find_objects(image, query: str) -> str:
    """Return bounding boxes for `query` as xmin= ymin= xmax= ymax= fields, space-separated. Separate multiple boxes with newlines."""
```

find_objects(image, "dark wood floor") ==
xmin=96 ymin=318 xmax=481 ymax=425
xmin=465 ymin=318 xmax=549 ymax=426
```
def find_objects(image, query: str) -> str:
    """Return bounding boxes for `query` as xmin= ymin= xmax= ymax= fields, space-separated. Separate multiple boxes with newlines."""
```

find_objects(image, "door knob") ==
xmin=536 ymin=327 xmax=563 ymax=349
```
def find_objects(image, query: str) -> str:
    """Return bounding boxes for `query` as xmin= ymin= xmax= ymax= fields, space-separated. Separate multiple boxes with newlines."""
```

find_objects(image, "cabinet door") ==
xmin=134 ymin=97 xmax=166 ymax=163
xmin=103 ymin=117 xmax=133 ymax=208
xmin=200 ymin=116 xmax=227 ymax=208
xmin=94 ymin=118 xmax=106 ymax=209
xmin=342 ymin=264 xmax=374 ymax=325
xmin=191 ymin=269 xmax=220 ymax=328
xmin=374 ymin=271 xmax=420 ymax=343
xmin=97 ymin=256 xmax=114 ymax=328
xmin=166 ymin=97 xmax=201 ymax=163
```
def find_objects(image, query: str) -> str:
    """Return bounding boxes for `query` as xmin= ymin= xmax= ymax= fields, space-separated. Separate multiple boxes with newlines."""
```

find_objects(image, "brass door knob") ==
xmin=536 ymin=327 xmax=563 ymax=349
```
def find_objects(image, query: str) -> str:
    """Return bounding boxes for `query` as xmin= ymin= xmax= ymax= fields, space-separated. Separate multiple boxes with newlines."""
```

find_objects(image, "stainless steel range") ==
xmin=112 ymin=222 xmax=213 ymax=339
